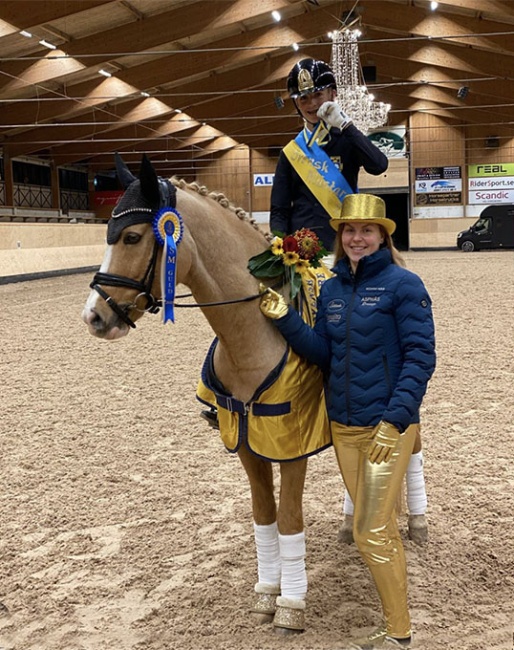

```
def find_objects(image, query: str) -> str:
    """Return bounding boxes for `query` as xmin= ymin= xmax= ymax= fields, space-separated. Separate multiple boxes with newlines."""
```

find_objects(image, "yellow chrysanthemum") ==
xmin=282 ymin=251 xmax=300 ymax=266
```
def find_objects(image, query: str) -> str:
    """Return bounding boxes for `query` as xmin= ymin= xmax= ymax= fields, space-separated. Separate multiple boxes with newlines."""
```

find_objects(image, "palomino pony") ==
xmin=82 ymin=154 xmax=331 ymax=634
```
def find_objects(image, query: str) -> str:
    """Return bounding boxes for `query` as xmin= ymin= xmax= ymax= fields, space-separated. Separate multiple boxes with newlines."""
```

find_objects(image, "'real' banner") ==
xmin=468 ymin=163 xmax=514 ymax=204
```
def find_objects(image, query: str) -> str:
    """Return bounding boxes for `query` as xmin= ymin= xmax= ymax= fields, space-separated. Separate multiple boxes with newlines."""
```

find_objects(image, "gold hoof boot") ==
xmin=273 ymin=596 xmax=306 ymax=633
xmin=250 ymin=583 xmax=280 ymax=617
xmin=338 ymin=515 xmax=354 ymax=544
xmin=408 ymin=514 xmax=428 ymax=545
xmin=347 ymin=627 xmax=411 ymax=649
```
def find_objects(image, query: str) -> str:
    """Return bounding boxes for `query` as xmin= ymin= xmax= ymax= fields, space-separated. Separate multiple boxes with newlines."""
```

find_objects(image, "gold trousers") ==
xmin=331 ymin=422 xmax=418 ymax=639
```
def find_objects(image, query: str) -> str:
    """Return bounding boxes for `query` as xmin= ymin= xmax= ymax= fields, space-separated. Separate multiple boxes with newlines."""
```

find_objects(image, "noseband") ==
xmin=89 ymin=177 xmax=176 ymax=329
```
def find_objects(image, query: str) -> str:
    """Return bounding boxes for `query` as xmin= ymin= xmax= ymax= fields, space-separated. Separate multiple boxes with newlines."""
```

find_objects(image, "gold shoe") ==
xmin=347 ymin=627 xmax=411 ymax=649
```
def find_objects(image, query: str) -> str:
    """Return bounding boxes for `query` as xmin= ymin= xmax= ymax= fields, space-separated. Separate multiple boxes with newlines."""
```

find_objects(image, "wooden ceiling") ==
xmin=1 ymin=0 xmax=514 ymax=178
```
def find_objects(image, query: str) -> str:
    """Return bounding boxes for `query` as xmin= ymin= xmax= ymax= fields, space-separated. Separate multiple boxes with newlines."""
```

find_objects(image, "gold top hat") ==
xmin=330 ymin=193 xmax=396 ymax=235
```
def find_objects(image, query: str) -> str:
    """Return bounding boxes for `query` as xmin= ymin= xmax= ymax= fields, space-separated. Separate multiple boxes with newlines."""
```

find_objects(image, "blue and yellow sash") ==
xmin=283 ymin=122 xmax=355 ymax=220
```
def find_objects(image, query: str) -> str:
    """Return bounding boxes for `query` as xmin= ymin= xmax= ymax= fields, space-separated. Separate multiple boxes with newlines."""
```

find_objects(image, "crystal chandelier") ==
xmin=331 ymin=29 xmax=391 ymax=134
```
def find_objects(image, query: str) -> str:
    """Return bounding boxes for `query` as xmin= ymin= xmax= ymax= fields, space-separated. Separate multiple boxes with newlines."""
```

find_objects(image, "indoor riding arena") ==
xmin=1 ymin=2 xmax=514 ymax=650
xmin=1 ymin=249 xmax=513 ymax=650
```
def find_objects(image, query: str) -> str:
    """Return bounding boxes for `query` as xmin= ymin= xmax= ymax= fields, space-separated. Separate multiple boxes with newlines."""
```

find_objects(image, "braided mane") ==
xmin=171 ymin=176 xmax=272 ymax=242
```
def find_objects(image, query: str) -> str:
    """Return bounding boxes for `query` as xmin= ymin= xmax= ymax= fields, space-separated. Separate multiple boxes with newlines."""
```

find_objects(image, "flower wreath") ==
xmin=248 ymin=228 xmax=327 ymax=300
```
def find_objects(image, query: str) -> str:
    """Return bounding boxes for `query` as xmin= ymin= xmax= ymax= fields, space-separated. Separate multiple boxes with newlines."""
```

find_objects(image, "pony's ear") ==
xmin=115 ymin=152 xmax=136 ymax=189
xmin=139 ymin=154 xmax=160 ymax=204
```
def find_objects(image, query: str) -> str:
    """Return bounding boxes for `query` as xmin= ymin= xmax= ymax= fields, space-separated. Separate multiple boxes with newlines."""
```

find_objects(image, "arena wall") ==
xmin=0 ymin=222 xmax=106 ymax=280
xmin=0 ymin=210 xmax=473 ymax=280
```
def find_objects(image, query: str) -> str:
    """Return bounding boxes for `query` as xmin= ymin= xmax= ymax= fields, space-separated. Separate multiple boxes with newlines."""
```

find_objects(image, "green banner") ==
xmin=468 ymin=163 xmax=514 ymax=177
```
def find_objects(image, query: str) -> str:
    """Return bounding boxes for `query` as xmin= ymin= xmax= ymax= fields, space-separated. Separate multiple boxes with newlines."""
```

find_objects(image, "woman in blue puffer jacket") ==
xmin=260 ymin=193 xmax=436 ymax=650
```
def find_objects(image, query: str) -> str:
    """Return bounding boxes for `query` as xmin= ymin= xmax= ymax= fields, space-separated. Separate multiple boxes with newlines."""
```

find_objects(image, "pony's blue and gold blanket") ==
xmin=196 ymin=266 xmax=333 ymax=461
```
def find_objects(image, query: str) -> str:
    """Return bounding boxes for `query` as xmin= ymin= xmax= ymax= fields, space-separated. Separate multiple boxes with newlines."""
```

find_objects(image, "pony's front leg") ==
xmin=237 ymin=446 xmax=281 ymax=623
xmin=273 ymin=458 xmax=308 ymax=635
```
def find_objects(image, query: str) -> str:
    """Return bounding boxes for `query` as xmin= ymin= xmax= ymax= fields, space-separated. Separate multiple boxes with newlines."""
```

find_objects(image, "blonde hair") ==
xmin=333 ymin=224 xmax=406 ymax=267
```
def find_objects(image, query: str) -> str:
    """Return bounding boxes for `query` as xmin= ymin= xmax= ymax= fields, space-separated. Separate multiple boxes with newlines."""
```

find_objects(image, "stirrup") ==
xmin=250 ymin=583 xmax=280 ymax=615
xmin=273 ymin=596 xmax=305 ymax=632
xmin=200 ymin=408 xmax=219 ymax=430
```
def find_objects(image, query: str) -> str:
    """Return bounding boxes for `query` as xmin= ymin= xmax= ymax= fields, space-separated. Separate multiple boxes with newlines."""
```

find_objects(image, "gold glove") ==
xmin=259 ymin=284 xmax=289 ymax=320
xmin=368 ymin=421 xmax=401 ymax=464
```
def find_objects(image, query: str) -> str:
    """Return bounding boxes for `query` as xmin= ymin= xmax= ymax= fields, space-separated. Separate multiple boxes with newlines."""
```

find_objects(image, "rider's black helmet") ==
xmin=287 ymin=58 xmax=337 ymax=98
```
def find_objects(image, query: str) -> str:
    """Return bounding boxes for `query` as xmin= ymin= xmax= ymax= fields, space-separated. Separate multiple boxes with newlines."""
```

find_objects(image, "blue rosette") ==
xmin=153 ymin=207 xmax=184 ymax=324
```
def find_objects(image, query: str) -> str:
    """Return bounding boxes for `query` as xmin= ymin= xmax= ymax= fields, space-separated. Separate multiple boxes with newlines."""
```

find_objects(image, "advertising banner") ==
xmin=415 ymin=166 xmax=461 ymax=206
xmin=469 ymin=189 xmax=514 ymax=204
xmin=415 ymin=192 xmax=462 ymax=206
xmin=468 ymin=163 xmax=514 ymax=204
xmin=368 ymin=127 xmax=407 ymax=158
xmin=253 ymin=173 xmax=275 ymax=187
xmin=93 ymin=190 xmax=123 ymax=207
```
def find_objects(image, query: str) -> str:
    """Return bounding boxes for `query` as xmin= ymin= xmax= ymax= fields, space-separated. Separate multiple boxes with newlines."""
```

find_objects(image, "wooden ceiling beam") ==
xmin=0 ymin=1 xmax=112 ymax=27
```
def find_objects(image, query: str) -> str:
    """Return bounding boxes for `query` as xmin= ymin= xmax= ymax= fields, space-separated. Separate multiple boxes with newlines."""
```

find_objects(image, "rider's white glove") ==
xmin=317 ymin=101 xmax=352 ymax=131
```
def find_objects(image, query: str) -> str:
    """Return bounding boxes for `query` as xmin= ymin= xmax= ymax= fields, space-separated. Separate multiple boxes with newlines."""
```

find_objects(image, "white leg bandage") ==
xmin=343 ymin=488 xmax=354 ymax=516
xmin=406 ymin=451 xmax=428 ymax=515
xmin=278 ymin=532 xmax=307 ymax=600
xmin=254 ymin=522 xmax=281 ymax=586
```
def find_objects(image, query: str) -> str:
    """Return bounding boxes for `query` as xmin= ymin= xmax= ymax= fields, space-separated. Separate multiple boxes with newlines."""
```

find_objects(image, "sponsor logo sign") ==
xmin=468 ymin=163 xmax=514 ymax=203
xmin=253 ymin=173 xmax=275 ymax=186
xmin=414 ymin=166 xmax=462 ymax=205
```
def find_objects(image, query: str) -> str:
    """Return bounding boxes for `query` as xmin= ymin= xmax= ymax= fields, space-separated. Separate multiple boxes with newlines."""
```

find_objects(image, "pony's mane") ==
xmin=171 ymin=176 xmax=272 ymax=242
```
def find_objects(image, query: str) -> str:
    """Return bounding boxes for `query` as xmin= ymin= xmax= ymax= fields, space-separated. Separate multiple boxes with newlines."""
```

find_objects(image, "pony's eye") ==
xmin=123 ymin=231 xmax=142 ymax=245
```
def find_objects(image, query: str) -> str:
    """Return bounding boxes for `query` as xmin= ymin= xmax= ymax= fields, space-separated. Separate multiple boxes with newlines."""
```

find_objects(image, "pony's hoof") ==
xmin=338 ymin=515 xmax=354 ymax=544
xmin=250 ymin=583 xmax=279 ymax=624
xmin=251 ymin=611 xmax=274 ymax=625
xmin=408 ymin=514 xmax=428 ymax=545
xmin=274 ymin=625 xmax=303 ymax=636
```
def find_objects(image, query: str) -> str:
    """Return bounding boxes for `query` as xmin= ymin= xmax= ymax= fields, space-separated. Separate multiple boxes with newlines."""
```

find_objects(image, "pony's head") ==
xmin=82 ymin=154 xmax=180 ymax=339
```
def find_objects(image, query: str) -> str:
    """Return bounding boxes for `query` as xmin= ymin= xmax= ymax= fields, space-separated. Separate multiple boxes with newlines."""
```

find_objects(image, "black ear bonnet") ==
xmin=106 ymin=177 xmax=176 ymax=245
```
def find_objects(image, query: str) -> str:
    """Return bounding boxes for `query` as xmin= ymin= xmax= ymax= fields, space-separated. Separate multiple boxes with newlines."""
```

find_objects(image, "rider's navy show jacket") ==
xmin=270 ymin=124 xmax=389 ymax=251
xmin=273 ymin=248 xmax=436 ymax=433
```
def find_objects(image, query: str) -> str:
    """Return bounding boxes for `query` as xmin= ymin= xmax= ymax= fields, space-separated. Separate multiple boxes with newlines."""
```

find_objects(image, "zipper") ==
xmin=344 ymin=269 xmax=360 ymax=424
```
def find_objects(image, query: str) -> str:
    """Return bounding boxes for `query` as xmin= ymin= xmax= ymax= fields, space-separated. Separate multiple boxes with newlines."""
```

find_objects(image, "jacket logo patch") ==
xmin=361 ymin=296 xmax=380 ymax=306
xmin=327 ymin=299 xmax=345 ymax=312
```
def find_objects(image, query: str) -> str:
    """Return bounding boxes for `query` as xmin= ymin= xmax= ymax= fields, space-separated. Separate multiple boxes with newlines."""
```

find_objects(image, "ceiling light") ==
xmin=98 ymin=69 xmax=112 ymax=77
xmin=271 ymin=10 xmax=281 ymax=22
xmin=39 ymin=39 xmax=57 ymax=50
xmin=430 ymin=1 xmax=438 ymax=9
xmin=292 ymin=43 xmax=299 ymax=51
xmin=20 ymin=30 xmax=32 ymax=38
xmin=140 ymin=91 xmax=150 ymax=97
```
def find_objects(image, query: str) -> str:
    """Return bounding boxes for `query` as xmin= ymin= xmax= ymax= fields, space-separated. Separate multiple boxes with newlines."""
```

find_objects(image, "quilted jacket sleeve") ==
xmin=273 ymin=298 xmax=331 ymax=375
xmin=382 ymin=272 xmax=436 ymax=432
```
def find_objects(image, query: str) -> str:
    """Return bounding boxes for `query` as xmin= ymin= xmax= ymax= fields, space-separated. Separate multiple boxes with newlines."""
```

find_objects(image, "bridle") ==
xmin=89 ymin=174 xmax=176 ymax=328
xmin=89 ymin=176 xmax=271 ymax=329
xmin=90 ymin=237 xmax=161 ymax=329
